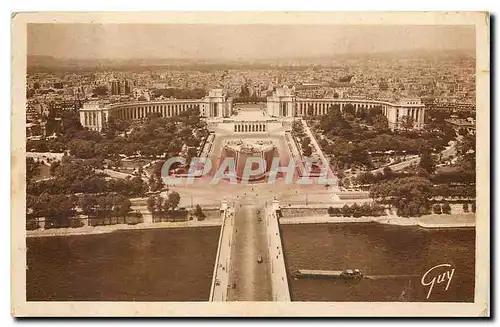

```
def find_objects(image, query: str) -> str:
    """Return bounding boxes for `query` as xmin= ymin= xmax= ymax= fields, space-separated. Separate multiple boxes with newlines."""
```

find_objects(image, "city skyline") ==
xmin=28 ymin=24 xmax=475 ymax=61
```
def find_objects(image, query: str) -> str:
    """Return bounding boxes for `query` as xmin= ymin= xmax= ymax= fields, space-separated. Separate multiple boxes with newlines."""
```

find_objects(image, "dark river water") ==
xmin=281 ymin=223 xmax=475 ymax=302
xmin=27 ymin=227 xmax=220 ymax=301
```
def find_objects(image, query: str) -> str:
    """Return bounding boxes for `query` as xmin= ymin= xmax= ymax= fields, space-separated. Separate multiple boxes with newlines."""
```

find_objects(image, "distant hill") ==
xmin=27 ymin=49 xmax=475 ymax=72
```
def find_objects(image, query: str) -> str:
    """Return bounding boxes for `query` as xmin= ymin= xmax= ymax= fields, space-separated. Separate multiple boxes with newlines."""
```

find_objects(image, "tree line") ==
xmin=27 ymin=158 xmax=147 ymax=197
xmin=327 ymin=202 xmax=386 ymax=218
xmin=27 ymin=107 xmax=208 ymax=161
xmin=146 ymin=192 xmax=189 ymax=222
xmin=26 ymin=192 xmax=142 ymax=229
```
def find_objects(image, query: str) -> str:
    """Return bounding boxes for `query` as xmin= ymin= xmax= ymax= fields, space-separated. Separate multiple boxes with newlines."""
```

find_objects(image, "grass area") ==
xmin=121 ymin=159 xmax=151 ymax=169
xmin=436 ymin=165 xmax=460 ymax=174
xmin=32 ymin=164 xmax=51 ymax=181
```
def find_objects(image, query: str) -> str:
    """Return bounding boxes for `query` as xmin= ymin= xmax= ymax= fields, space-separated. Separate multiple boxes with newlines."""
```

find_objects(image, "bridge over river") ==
xmin=209 ymin=196 xmax=290 ymax=301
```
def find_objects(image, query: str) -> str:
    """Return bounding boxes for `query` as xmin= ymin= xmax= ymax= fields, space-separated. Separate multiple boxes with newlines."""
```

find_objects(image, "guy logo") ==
xmin=421 ymin=263 xmax=455 ymax=299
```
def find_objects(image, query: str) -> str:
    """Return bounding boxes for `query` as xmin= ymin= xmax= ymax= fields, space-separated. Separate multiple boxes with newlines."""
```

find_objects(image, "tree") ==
xmin=471 ymin=202 xmax=476 ymax=213
xmin=341 ymin=204 xmax=351 ymax=217
xmin=155 ymin=196 xmax=164 ymax=214
xmin=382 ymin=166 xmax=394 ymax=179
xmin=351 ymin=203 xmax=362 ymax=218
xmin=419 ymin=150 xmax=436 ymax=175
xmin=114 ymin=196 xmax=132 ymax=218
xmin=102 ymin=116 xmax=130 ymax=139
xmin=457 ymin=134 xmax=476 ymax=156
xmin=161 ymin=197 xmax=171 ymax=213
xmin=291 ymin=120 xmax=305 ymax=138
xmin=357 ymin=171 xmax=376 ymax=185
xmin=369 ymin=176 xmax=432 ymax=217
xmin=79 ymin=195 xmax=96 ymax=217
xmin=365 ymin=106 xmax=383 ymax=124
xmin=167 ymin=191 xmax=181 ymax=211
xmin=96 ymin=195 xmax=112 ymax=217
xmin=462 ymin=202 xmax=469 ymax=213
xmin=373 ymin=114 xmax=389 ymax=131
xmin=319 ymin=105 xmax=350 ymax=134
xmin=344 ymin=113 xmax=355 ymax=121
xmin=27 ymin=139 xmax=49 ymax=152
xmin=128 ymin=177 xmax=147 ymax=197
xmin=343 ymin=104 xmax=355 ymax=116
xmin=360 ymin=202 xmax=373 ymax=217
xmin=458 ymin=127 xmax=468 ymax=137
xmin=49 ymin=161 xmax=61 ymax=176
xmin=400 ymin=115 xmax=415 ymax=131
xmin=302 ymin=145 xmax=313 ymax=157
xmin=441 ymin=202 xmax=451 ymax=214
xmin=50 ymin=194 xmax=77 ymax=223
xmin=26 ymin=157 xmax=40 ymax=182
xmin=318 ymin=138 xmax=329 ymax=149
xmin=69 ymin=139 xmax=97 ymax=159
xmin=59 ymin=109 xmax=83 ymax=135
xmin=239 ymin=84 xmax=250 ymax=100
xmin=148 ymin=174 xmax=162 ymax=192
xmin=194 ymin=204 xmax=205 ymax=219
xmin=31 ymin=193 xmax=51 ymax=217
xmin=301 ymin=136 xmax=311 ymax=149
xmin=433 ymin=204 xmax=442 ymax=214
xmin=187 ymin=146 xmax=198 ymax=158
xmin=147 ymin=195 xmax=156 ymax=214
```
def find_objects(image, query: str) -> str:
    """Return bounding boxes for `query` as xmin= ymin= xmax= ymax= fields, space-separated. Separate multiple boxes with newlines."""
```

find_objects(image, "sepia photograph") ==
xmin=11 ymin=11 xmax=490 ymax=317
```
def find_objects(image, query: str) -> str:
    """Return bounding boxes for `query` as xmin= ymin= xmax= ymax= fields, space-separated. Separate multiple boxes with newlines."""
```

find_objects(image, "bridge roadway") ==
xmin=227 ymin=195 xmax=272 ymax=301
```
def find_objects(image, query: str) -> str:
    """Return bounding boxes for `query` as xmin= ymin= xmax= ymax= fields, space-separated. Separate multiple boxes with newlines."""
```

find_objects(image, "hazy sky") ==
xmin=27 ymin=24 xmax=475 ymax=60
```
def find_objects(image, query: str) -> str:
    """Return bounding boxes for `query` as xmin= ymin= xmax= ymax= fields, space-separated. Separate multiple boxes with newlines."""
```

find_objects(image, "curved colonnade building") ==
xmin=80 ymin=87 xmax=425 ymax=132
xmin=80 ymin=89 xmax=232 ymax=131
xmin=266 ymin=86 xmax=425 ymax=130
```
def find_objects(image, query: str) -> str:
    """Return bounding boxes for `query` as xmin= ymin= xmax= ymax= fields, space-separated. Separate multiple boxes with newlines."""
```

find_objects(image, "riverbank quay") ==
xmin=26 ymin=219 xmax=222 ymax=238
xmin=279 ymin=213 xmax=475 ymax=228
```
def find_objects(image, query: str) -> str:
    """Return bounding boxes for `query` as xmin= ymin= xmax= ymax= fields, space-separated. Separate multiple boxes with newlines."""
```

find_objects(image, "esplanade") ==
xmin=79 ymin=86 xmax=425 ymax=131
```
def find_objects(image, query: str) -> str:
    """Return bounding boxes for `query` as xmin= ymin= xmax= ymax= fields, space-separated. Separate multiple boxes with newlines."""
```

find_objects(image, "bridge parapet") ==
xmin=208 ymin=201 xmax=233 ymax=301
xmin=266 ymin=200 xmax=291 ymax=301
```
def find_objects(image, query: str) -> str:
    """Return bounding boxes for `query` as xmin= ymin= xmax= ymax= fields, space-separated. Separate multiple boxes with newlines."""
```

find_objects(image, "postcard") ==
xmin=11 ymin=11 xmax=489 ymax=317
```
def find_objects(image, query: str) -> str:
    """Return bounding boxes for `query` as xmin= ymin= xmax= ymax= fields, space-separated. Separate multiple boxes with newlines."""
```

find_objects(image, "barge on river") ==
xmin=294 ymin=269 xmax=363 ymax=280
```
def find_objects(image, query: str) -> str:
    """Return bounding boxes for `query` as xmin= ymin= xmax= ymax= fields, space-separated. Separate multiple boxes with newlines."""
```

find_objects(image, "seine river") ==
xmin=27 ymin=227 xmax=220 ymax=301
xmin=281 ymin=223 xmax=475 ymax=302
xmin=27 ymin=223 xmax=475 ymax=302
